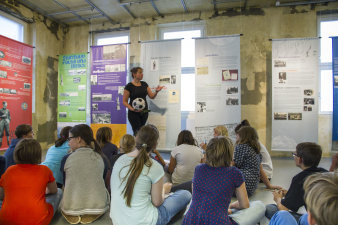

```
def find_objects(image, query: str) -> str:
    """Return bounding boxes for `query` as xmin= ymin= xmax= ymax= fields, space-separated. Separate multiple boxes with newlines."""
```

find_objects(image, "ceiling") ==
xmin=6 ymin=0 xmax=338 ymax=26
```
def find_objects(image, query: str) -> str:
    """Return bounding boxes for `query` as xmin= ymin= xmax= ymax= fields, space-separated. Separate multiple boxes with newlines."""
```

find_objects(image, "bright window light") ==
xmin=0 ymin=15 xmax=23 ymax=42
xmin=320 ymin=70 xmax=333 ymax=112
xmin=164 ymin=30 xmax=201 ymax=67
xmin=320 ymin=21 xmax=338 ymax=63
xmin=163 ymin=29 xmax=201 ymax=111
xmin=181 ymin=74 xmax=195 ymax=111
xmin=97 ymin=36 xmax=129 ymax=46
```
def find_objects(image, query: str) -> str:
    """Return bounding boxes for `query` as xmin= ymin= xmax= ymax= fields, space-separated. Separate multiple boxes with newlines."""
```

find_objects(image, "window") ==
xmin=318 ymin=17 xmax=338 ymax=113
xmin=0 ymin=14 xmax=24 ymax=42
xmin=94 ymin=31 xmax=129 ymax=46
xmin=160 ymin=23 xmax=204 ymax=111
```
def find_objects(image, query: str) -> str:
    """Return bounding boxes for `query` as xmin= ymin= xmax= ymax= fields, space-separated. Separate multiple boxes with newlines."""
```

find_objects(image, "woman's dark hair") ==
xmin=130 ymin=67 xmax=142 ymax=78
xmin=55 ymin=126 xmax=72 ymax=147
xmin=14 ymin=139 xmax=42 ymax=164
xmin=15 ymin=124 xmax=32 ymax=138
xmin=236 ymin=126 xmax=260 ymax=154
xmin=234 ymin=119 xmax=251 ymax=133
xmin=69 ymin=124 xmax=102 ymax=155
xmin=121 ymin=124 xmax=159 ymax=207
xmin=96 ymin=127 xmax=112 ymax=148
xmin=176 ymin=130 xmax=197 ymax=146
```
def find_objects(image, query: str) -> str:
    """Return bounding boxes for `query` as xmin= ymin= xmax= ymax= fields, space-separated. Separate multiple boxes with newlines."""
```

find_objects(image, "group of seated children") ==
xmin=0 ymin=120 xmax=337 ymax=225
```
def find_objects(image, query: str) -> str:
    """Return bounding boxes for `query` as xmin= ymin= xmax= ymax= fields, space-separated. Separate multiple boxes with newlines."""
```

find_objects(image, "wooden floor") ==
xmin=50 ymin=157 xmax=332 ymax=225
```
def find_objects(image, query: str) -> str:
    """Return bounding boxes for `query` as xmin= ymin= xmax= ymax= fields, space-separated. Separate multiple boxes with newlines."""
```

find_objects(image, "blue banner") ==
xmin=332 ymin=37 xmax=338 ymax=141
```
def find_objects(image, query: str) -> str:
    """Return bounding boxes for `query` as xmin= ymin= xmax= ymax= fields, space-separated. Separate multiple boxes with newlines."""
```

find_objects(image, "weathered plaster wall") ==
xmin=1 ymin=1 xmax=66 ymax=150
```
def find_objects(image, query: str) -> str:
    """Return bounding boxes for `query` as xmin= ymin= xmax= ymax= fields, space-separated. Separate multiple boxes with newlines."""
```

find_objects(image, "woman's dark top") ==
xmin=102 ymin=142 xmax=118 ymax=169
xmin=124 ymin=81 xmax=148 ymax=110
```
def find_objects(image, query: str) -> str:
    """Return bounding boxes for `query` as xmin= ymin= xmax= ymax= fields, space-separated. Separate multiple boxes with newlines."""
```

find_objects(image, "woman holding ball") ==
xmin=123 ymin=67 xmax=163 ymax=135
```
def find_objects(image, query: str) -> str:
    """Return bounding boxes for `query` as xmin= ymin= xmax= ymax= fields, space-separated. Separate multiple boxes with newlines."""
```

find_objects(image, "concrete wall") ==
xmin=1 ymin=1 xmax=66 ymax=150
xmin=64 ymin=3 xmax=337 ymax=156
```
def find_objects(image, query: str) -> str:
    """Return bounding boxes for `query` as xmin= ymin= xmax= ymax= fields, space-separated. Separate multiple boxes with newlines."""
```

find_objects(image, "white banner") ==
xmin=141 ymin=40 xmax=181 ymax=149
xmin=271 ymin=38 xmax=319 ymax=151
xmin=194 ymin=35 xmax=241 ymax=144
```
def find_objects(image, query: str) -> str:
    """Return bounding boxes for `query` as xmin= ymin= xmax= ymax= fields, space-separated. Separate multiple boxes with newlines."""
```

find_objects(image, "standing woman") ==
xmin=123 ymin=67 xmax=164 ymax=135
xmin=60 ymin=124 xmax=109 ymax=224
xmin=42 ymin=126 xmax=72 ymax=188
xmin=110 ymin=125 xmax=191 ymax=225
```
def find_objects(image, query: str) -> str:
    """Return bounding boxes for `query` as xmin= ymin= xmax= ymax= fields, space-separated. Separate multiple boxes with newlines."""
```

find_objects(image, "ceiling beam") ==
xmin=150 ymin=0 xmax=163 ymax=17
xmin=84 ymin=0 xmax=117 ymax=24
xmin=62 ymin=14 xmax=104 ymax=23
xmin=180 ymin=0 xmax=188 ymax=13
xmin=212 ymin=0 xmax=243 ymax=4
xmin=276 ymin=0 xmax=337 ymax=7
xmin=121 ymin=5 xmax=137 ymax=19
xmin=118 ymin=0 xmax=157 ymax=6
xmin=51 ymin=0 xmax=89 ymax=24
xmin=16 ymin=0 xmax=65 ymax=25
xmin=46 ymin=7 xmax=93 ymax=16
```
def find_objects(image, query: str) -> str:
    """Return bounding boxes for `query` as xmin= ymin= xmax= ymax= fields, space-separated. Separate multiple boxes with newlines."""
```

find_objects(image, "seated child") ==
xmin=265 ymin=142 xmax=327 ymax=221
xmin=0 ymin=139 xmax=62 ymax=224
xmin=269 ymin=172 xmax=337 ymax=225
xmin=183 ymin=136 xmax=265 ymax=225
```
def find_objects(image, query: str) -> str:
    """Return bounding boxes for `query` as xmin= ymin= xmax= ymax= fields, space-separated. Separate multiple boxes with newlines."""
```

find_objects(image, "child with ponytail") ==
xmin=60 ymin=124 xmax=109 ymax=224
xmin=110 ymin=124 xmax=191 ymax=225
xmin=42 ymin=126 xmax=72 ymax=188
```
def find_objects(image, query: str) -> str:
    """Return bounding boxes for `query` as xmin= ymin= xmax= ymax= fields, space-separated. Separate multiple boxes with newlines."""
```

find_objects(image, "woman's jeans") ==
xmin=156 ymin=190 xmax=192 ymax=225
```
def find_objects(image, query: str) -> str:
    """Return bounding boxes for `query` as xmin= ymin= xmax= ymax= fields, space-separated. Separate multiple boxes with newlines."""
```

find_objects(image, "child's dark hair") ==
xmin=15 ymin=124 xmax=33 ymax=138
xmin=234 ymin=119 xmax=251 ymax=133
xmin=236 ymin=126 xmax=260 ymax=154
xmin=176 ymin=130 xmax=197 ymax=146
xmin=55 ymin=126 xmax=72 ymax=147
xmin=14 ymin=139 xmax=42 ymax=164
xmin=96 ymin=127 xmax=113 ymax=148
xmin=69 ymin=124 xmax=103 ymax=155
xmin=296 ymin=142 xmax=322 ymax=167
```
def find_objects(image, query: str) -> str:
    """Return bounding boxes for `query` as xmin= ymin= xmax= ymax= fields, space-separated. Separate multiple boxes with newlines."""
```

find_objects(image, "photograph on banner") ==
xmin=0 ymin=35 xmax=33 ymax=150
xmin=195 ymin=36 xmax=241 ymax=128
xmin=141 ymin=40 xmax=181 ymax=148
xmin=58 ymin=53 xmax=88 ymax=124
xmin=271 ymin=38 xmax=319 ymax=151
xmin=90 ymin=44 xmax=127 ymax=125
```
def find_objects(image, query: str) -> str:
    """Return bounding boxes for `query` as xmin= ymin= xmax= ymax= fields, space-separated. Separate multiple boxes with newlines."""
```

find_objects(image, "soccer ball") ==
xmin=132 ymin=98 xmax=146 ymax=111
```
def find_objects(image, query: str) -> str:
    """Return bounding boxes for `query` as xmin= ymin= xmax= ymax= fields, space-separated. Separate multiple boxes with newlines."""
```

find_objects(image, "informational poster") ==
xmin=332 ymin=37 xmax=338 ymax=141
xmin=90 ymin=44 xmax=127 ymax=144
xmin=272 ymin=38 xmax=319 ymax=151
xmin=194 ymin=35 xmax=241 ymax=144
xmin=0 ymin=35 xmax=33 ymax=150
xmin=141 ymin=39 xmax=181 ymax=149
xmin=57 ymin=53 xmax=88 ymax=131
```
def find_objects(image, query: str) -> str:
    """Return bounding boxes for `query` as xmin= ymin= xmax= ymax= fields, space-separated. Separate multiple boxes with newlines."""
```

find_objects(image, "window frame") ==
xmin=317 ymin=13 xmax=338 ymax=114
xmin=93 ymin=30 xmax=130 ymax=46
xmin=0 ymin=12 xmax=26 ymax=42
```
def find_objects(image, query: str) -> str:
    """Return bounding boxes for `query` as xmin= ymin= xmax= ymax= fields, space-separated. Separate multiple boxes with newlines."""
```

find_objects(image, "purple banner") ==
xmin=90 ymin=44 xmax=127 ymax=124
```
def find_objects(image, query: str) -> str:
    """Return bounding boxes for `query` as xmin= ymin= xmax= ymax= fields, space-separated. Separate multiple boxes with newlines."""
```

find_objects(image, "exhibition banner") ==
xmin=141 ymin=39 xmax=181 ymax=149
xmin=271 ymin=38 xmax=319 ymax=151
xmin=0 ymin=35 xmax=33 ymax=150
xmin=332 ymin=37 xmax=338 ymax=141
xmin=194 ymin=35 xmax=241 ymax=144
xmin=90 ymin=44 xmax=127 ymax=144
xmin=57 ymin=53 xmax=88 ymax=125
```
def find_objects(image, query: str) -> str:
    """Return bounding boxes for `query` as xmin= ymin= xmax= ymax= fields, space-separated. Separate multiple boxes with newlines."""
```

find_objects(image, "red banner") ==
xmin=0 ymin=35 xmax=33 ymax=150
